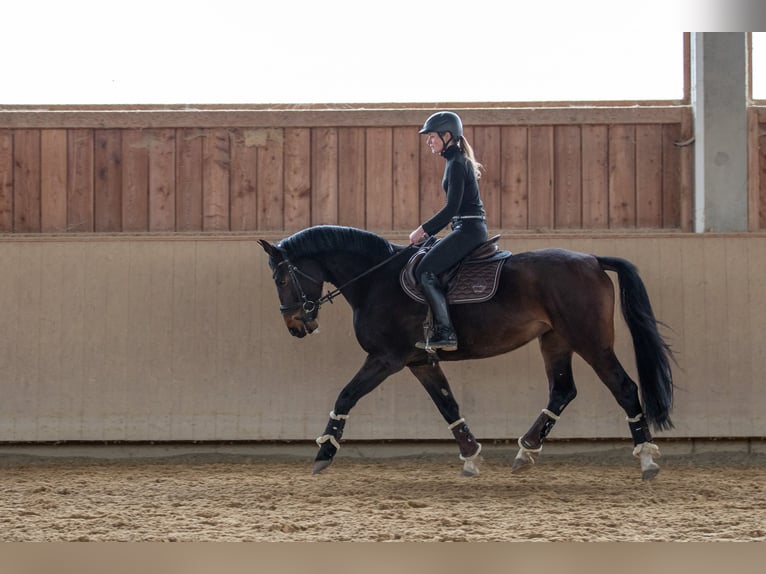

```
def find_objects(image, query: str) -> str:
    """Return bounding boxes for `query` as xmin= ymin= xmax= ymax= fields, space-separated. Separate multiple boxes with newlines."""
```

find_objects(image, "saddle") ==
xmin=400 ymin=235 xmax=512 ymax=305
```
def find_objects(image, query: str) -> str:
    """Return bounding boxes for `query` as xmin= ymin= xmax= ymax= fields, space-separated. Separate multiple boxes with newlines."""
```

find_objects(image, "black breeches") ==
xmin=416 ymin=221 xmax=488 ymax=281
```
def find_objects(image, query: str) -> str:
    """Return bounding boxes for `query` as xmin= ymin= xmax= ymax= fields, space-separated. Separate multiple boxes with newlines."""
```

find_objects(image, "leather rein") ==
xmin=275 ymin=244 xmax=419 ymax=316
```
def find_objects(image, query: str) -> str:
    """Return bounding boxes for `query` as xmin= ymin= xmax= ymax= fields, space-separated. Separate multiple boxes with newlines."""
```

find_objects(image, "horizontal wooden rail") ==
xmin=0 ymin=105 xmax=691 ymax=129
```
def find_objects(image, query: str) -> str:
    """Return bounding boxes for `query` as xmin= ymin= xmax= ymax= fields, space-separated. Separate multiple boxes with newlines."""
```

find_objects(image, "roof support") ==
xmin=691 ymin=32 xmax=749 ymax=232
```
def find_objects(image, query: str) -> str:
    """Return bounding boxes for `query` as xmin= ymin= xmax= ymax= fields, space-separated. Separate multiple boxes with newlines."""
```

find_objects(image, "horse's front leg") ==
xmin=313 ymin=354 xmax=404 ymax=474
xmin=409 ymin=362 xmax=482 ymax=477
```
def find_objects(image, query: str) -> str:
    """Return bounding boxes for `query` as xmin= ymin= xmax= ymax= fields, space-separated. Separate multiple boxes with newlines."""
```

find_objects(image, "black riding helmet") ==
xmin=419 ymin=111 xmax=463 ymax=151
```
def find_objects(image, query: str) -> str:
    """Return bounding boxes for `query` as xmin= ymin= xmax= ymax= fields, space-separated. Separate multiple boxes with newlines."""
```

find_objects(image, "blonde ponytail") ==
xmin=458 ymin=136 xmax=484 ymax=180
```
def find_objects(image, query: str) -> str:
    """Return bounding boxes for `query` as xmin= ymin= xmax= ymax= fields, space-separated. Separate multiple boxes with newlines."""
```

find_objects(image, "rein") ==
xmin=277 ymin=243 xmax=420 ymax=315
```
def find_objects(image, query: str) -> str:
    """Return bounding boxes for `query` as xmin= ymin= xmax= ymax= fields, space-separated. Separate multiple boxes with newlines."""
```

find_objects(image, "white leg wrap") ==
xmin=541 ymin=408 xmax=560 ymax=420
xmin=514 ymin=448 xmax=536 ymax=465
xmin=315 ymin=412 xmax=347 ymax=450
xmin=316 ymin=434 xmax=341 ymax=450
xmin=517 ymin=436 xmax=543 ymax=454
xmin=459 ymin=441 xmax=482 ymax=461
xmin=329 ymin=411 xmax=349 ymax=421
xmin=514 ymin=438 xmax=542 ymax=467
xmin=633 ymin=441 xmax=661 ymax=477
xmin=447 ymin=417 xmax=466 ymax=430
xmin=633 ymin=441 xmax=661 ymax=459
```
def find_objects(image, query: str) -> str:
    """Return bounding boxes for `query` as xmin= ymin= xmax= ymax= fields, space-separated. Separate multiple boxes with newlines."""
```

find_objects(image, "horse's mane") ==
xmin=278 ymin=225 xmax=395 ymax=261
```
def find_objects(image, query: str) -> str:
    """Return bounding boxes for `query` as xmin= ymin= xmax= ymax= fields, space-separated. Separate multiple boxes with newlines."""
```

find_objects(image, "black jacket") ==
xmin=422 ymin=145 xmax=485 ymax=236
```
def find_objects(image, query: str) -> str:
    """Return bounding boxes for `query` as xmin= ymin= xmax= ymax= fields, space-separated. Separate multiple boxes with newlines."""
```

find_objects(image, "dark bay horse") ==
xmin=258 ymin=225 xmax=674 ymax=480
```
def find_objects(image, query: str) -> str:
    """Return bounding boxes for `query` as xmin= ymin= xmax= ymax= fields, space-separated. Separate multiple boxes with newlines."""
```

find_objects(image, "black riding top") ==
xmin=421 ymin=145 xmax=485 ymax=237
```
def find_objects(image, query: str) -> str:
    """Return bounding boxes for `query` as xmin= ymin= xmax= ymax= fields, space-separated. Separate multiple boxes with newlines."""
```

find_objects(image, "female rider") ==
xmin=409 ymin=111 xmax=487 ymax=351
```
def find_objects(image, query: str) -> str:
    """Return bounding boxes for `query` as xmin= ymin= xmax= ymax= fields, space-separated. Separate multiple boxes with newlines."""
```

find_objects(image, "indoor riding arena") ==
xmin=1 ymin=32 xmax=765 ymax=549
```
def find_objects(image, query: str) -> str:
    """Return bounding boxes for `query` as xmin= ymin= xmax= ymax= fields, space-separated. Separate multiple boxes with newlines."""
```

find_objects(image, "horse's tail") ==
xmin=597 ymin=256 xmax=675 ymax=431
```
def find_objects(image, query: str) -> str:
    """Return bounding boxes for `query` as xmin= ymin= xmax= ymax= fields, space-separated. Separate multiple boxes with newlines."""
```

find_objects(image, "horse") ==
xmin=258 ymin=225 xmax=674 ymax=480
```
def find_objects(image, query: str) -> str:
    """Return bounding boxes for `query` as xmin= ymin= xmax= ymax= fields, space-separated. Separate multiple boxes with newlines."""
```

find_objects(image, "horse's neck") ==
xmin=320 ymin=253 xmax=370 ymax=283
xmin=320 ymin=252 xmax=386 ymax=302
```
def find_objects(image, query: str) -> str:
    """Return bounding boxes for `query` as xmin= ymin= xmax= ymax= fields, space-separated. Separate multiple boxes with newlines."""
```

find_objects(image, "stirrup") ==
xmin=417 ymin=327 xmax=458 ymax=352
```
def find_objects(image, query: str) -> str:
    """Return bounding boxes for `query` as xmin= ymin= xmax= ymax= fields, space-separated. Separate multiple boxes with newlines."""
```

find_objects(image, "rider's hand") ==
xmin=409 ymin=226 xmax=427 ymax=245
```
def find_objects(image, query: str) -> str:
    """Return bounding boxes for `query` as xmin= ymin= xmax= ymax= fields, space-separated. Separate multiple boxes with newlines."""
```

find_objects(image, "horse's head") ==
xmin=258 ymin=239 xmax=323 ymax=338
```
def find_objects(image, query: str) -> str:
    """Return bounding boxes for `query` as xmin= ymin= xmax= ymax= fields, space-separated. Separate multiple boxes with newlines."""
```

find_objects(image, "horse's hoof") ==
xmin=511 ymin=457 xmax=533 ymax=473
xmin=460 ymin=459 xmax=480 ymax=477
xmin=312 ymin=459 xmax=332 ymax=474
xmin=641 ymin=464 xmax=660 ymax=481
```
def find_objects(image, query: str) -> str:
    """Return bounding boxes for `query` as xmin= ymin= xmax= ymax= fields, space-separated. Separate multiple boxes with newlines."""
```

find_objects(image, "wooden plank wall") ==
xmin=0 ymin=106 xmax=694 ymax=234
xmin=751 ymin=107 xmax=766 ymax=230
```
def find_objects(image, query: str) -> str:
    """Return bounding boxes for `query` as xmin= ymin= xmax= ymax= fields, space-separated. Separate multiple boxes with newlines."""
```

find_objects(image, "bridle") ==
xmin=273 ymin=246 xmax=415 ymax=318
xmin=274 ymin=259 xmax=326 ymax=316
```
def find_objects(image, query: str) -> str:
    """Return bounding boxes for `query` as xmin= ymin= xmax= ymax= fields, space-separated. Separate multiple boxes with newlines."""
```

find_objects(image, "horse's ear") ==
xmin=257 ymin=239 xmax=281 ymax=259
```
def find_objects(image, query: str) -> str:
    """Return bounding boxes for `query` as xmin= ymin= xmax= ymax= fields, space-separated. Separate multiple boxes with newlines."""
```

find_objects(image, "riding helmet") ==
xmin=418 ymin=111 xmax=463 ymax=139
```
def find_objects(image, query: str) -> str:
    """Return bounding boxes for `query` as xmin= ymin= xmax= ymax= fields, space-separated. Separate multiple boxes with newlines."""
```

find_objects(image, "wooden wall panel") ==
xmin=581 ymin=125 xmax=609 ymax=228
xmin=500 ymin=126 xmax=528 ymax=229
xmin=13 ymin=129 xmax=41 ymax=232
xmin=256 ymin=129 xmax=285 ymax=229
xmin=256 ymin=128 xmax=285 ymax=231
xmin=758 ymin=120 xmax=766 ymax=229
xmin=365 ymin=127 xmax=392 ymax=230
xmin=229 ymin=129 xmax=257 ymax=232
xmin=176 ymin=128 xmax=204 ymax=232
xmin=474 ymin=126 xmax=501 ymax=228
xmin=553 ymin=125 xmax=582 ymax=228
xmin=747 ymin=111 xmax=759 ymax=232
xmin=0 ymin=130 xmax=12 ymax=232
xmin=418 ymin=135 xmax=443 ymax=229
xmin=662 ymin=123 xmax=683 ymax=229
xmin=94 ymin=129 xmax=122 ymax=232
xmin=283 ymin=128 xmax=311 ymax=231
xmin=636 ymin=124 xmax=663 ymax=227
xmin=67 ymin=129 xmax=94 ymax=232
xmin=528 ymin=126 xmax=554 ymax=229
xmin=392 ymin=127 xmax=420 ymax=231
xmin=0 ymin=108 xmax=701 ymax=234
xmin=147 ymin=129 xmax=176 ymax=232
xmin=201 ymin=128 xmax=230 ymax=231
xmin=311 ymin=128 xmax=338 ymax=225
xmin=337 ymin=127 xmax=366 ymax=228
xmin=40 ymin=130 xmax=68 ymax=232
xmin=121 ymin=130 xmax=149 ymax=231
xmin=608 ymin=125 xmax=637 ymax=228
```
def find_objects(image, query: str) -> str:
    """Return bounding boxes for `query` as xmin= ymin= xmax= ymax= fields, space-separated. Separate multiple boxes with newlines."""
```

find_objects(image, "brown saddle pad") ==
xmin=400 ymin=235 xmax=512 ymax=305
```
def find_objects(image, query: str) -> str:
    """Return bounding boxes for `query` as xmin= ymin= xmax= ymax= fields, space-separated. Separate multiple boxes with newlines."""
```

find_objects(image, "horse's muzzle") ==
xmin=284 ymin=313 xmax=319 ymax=338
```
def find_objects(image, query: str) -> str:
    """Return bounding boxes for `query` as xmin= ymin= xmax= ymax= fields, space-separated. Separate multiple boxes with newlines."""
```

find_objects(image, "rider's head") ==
xmin=419 ymin=111 xmax=463 ymax=154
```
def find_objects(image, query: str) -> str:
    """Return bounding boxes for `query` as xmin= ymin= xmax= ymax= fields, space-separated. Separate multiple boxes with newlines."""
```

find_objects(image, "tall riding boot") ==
xmin=417 ymin=271 xmax=458 ymax=351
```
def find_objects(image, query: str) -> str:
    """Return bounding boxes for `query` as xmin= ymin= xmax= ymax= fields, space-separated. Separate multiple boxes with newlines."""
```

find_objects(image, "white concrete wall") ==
xmin=1 ymin=234 xmax=765 ymax=442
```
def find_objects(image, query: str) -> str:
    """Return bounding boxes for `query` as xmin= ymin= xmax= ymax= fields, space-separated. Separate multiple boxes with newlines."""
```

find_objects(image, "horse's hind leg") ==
xmin=408 ymin=362 xmax=482 ymax=477
xmin=512 ymin=331 xmax=578 ymax=473
xmin=587 ymin=348 xmax=661 ymax=480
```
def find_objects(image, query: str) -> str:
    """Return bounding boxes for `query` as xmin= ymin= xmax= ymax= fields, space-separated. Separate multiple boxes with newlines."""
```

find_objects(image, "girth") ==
xmin=400 ymin=235 xmax=512 ymax=305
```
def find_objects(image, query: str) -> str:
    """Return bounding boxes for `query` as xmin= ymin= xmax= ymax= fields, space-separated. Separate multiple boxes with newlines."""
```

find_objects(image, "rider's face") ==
xmin=425 ymin=132 xmax=446 ymax=154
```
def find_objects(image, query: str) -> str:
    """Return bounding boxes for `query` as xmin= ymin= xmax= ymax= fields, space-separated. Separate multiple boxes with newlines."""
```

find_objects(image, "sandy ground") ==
xmin=1 ymin=445 xmax=765 ymax=543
